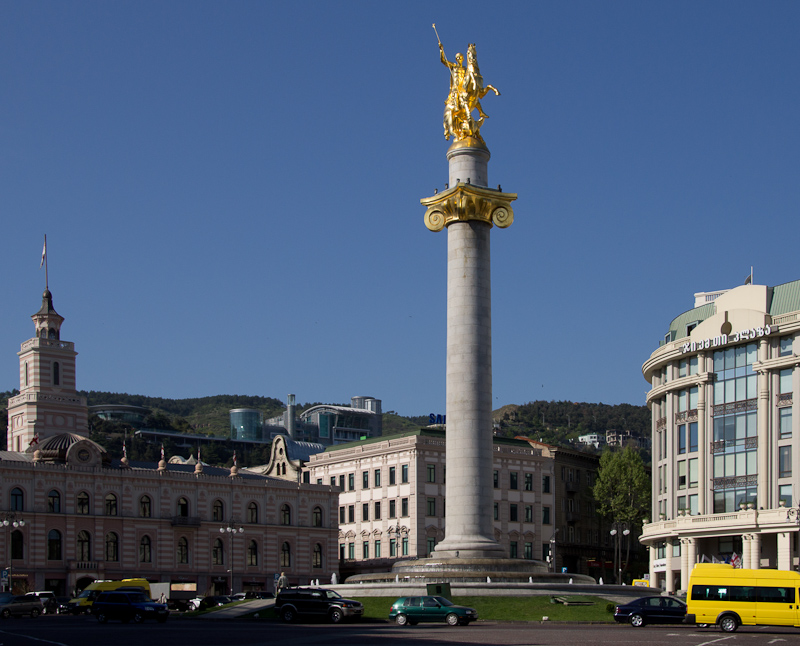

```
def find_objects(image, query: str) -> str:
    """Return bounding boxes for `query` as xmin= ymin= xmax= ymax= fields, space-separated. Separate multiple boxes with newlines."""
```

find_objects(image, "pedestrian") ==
xmin=277 ymin=572 xmax=289 ymax=594
xmin=159 ymin=592 xmax=166 ymax=605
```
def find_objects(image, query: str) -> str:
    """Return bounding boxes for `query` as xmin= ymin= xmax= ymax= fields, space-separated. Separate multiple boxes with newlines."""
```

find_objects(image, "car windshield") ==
xmin=325 ymin=591 xmax=342 ymax=599
xmin=77 ymin=589 xmax=96 ymax=599
xmin=434 ymin=597 xmax=454 ymax=606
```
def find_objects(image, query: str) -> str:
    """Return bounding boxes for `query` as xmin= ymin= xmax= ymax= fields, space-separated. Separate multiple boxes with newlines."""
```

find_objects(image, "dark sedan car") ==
xmin=390 ymin=596 xmax=477 ymax=626
xmin=92 ymin=591 xmax=168 ymax=623
xmin=613 ymin=596 xmax=686 ymax=627
xmin=198 ymin=595 xmax=232 ymax=611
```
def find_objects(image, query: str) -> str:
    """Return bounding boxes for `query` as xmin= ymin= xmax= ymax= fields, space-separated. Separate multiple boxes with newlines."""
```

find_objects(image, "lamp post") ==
xmin=219 ymin=520 xmax=244 ymax=595
xmin=1 ymin=512 xmax=25 ymax=593
xmin=609 ymin=522 xmax=630 ymax=585
xmin=549 ymin=528 xmax=559 ymax=573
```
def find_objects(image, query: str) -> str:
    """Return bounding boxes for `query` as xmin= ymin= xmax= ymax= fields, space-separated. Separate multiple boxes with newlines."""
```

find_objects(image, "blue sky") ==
xmin=3 ymin=1 xmax=799 ymax=417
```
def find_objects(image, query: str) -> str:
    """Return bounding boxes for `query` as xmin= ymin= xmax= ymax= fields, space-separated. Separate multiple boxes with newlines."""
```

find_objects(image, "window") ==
xmin=389 ymin=466 xmax=396 ymax=485
xmin=510 ymin=472 xmax=518 ymax=490
xmin=77 ymin=491 xmax=90 ymax=515
xmin=374 ymin=501 xmax=381 ymax=520
xmin=780 ymin=369 xmax=793 ymax=395
xmin=510 ymin=504 xmax=518 ymax=522
xmin=48 ymin=490 xmax=61 ymax=513
xmin=678 ymin=424 xmax=686 ymax=454
xmin=427 ymin=537 xmax=436 ymax=556
xmin=780 ymin=408 xmax=792 ymax=439
xmin=274 ymin=537 xmax=293 ymax=565
xmin=139 ymin=535 xmax=151 ymax=563
xmin=312 ymin=506 xmax=323 ymax=527
xmin=401 ymin=464 xmax=409 ymax=483
xmin=338 ymin=475 xmax=345 ymax=489
xmin=330 ymin=476 xmax=336 ymax=486
xmin=389 ymin=538 xmax=396 ymax=557
xmin=780 ymin=446 xmax=792 ymax=478
xmin=781 ymin=336 xmax=794 ymax=357
xmin=780 ymin=484 xmax=793 ymax=507
xmin=339 ymin=506 xmax=345 ymax=524
xmin=212 ymin=500 xmax=224 ymax=522
xmin=362 ymin=503 xmax=369 ymax=522
xmin=139 ymin=495 xmax=151 ymax=518
xmin=348 ymin=505 xmax=355 ymax=523
xmin=177 ymin=497 xmax=189 ymax=517
xmin=348 ymin=543 xmax=355 ymax=560
xmin=105 ymin=532 xmax=119 ymax=561
xmin=316 ymin=478 xmax=322 ymax=485
xmin=348 ymin=473 xmax=355 ymax=491
xmin=689 ymin=422 xmax=698 ymax=452
xmin=402 ymin=536 xmax=409 ymax=556
xmin=493 ymin=470 xmax=499 ymax=488
xmin=689 ymin=458 xmax=698 ymax=488
xmin=374 ymin=540 xmax=381 ymax=558
xmin=10 ymin=487 xmax=23 ymax=511
xmin=213 ymin=538 xmax=224 ymax=565
xmin=524 ymin=542 xmax=533 ymax=560
xmin=525 ymin=473 xmax=533 ymax=491
xmin=10 ymin=530 xmax=23 ymax=560
xmin=525 ymin=505 xmax=533 ymax=523
xmin=427 ymin=464 xmax=436 ymax=483
xmin=678 ymin=461 xmax=687 ymax=489
xmin=401 ymin=498 xmax=408 ymax=517
xmin=177 ymin=537 xmax=189 ymax=564
xmin=493 ymin=502 xmax=498 ymax=520
xmin=104 ymin=493 xmax=118 ymax=516
xmin=339 ymin=544 xmax=345 ymax=560
xmin=510 ymin=541 xmax=518 ymax=558
xmin=362 ymin=541 xmax=369 ymax=559
xmin=247 ymin=540 xmax=258 ymax=566
xmin=543 ymin=475 xmax=550 ymax=493
xmin=374 ymin=469 xmax=381 ymax=487
xmin=77 ymin=530 xmax=91 ymax=561
xmin=389 ymin=500 xmax=396 ymax=518
xmin=427 ymin=497 xmax=436 ymax=516
xmin=53 ymin=361 xmax=60 ymax=386
xmin=281 ymin=504 xmax=291 ymax=525
xmin=313 ymin=543 xmax=323 ymax=568
xmin=248 ymin=502 xmax=258 ymax=524
xmin=362 ymin=471 xmax=369 ymax=489
xmin=47 ymin=529 xmax=62 ymax=560
xmin=543 ymin=506 xmax=551 ymax=524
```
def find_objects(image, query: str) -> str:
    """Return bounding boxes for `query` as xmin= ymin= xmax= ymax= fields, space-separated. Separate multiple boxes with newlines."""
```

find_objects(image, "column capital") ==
xmin=421 ymin=182 xmax=517 ymax=232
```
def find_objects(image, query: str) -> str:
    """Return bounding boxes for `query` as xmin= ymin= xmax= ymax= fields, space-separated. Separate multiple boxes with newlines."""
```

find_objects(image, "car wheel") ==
xmin=281 ymin=607 xmax=296 ymax=623
xmin=329 ymin=608 xmax=344 ymax=624
xmin=629 ymin=613 xmax=645 ymax=628
xmin=446 ymin=613 xmax=460 ymax=626
xmin=133 ymin=612 xmax=145 ymax=624
xmin=719 ymin=615 xmax=739 ymax=633
xmin=97 ymin=613 xmax=108 ymax=624
xmin=395 ymin=613 xmax=408 ymax=626
xmin=1 ymin=609 xmax=10 ymax=619
xmin=30 ymin=608 xmax=40 ymax=618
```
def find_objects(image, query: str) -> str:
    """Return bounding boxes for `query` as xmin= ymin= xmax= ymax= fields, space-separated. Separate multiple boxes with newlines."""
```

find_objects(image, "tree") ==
xmin=593 ymin=447 xmax=651 ymax=581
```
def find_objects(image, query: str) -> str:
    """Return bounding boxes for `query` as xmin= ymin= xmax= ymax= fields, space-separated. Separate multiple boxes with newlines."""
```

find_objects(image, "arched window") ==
xmin=177 ymin=497 xmax=189 ymax=518
xmin=212 ymin=500 xmax=224 ymax=522
xmin=105 ymin=493 xmax=118 ymax=516
xmin=280 ymin=504 xmax=291 ymax=526
xmin=247 ymin=502 xmax=258 ymax=524
xmin=105 ymin=532 xmax=119 ymax=562
xmin=10 ymin=530 xmax=23 ymax=560
xmin=247 ymin=540 xmax=258 ymax=566
xmin=47 ymin=530 xmax=62 ymax=560
xmin=177 ymin=537 xmax=189 ymax=564
xmin=139 ymin=536 xmax=152 ymax=563
xmin=280 ymin=542 xmax=291 ymax=568
xmin=9 ymin=487 xmax=23 ymax=511
xmin=48 ymin=490 xmax=61 ymax=513
xmin=77 ymin=530 xmax=91 ymax=561
xmin=48 ymin=328 xmax=56 ymax=339
xmin=212 ymin=538 xmax=224 ymax=565
xmin=139 ymin=495 xmax=151 ymax=518
xmin=76 ymin=491 xmax=90 ymax=515
xmin=312 ymin=506 xmax=323 ymax=528
xmin=313 ymin=543 xmax=323 ymax=569
xmin=53 ymin=361 xmax=60 ymax=386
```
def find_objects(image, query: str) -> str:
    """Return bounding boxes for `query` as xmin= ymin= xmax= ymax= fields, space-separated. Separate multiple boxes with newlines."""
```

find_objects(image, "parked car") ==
xmin=54 ymin=597 xmax=71 ymax=614
xmin=231 ymin=592 xmax=247 ymax=601
xmin=613 ymin=596 xmax=687 ymax=627
xmin=197 ymin=595 xmax=232 ymax=611
xmin=0 ymin=595 xmax=44 ymax=619
xmin=25 ymin=591 xmax=57 ymax=614
xmin=244 ymin=591 xmax=273 ymax=599
xmin=276 ymin=587 xmax=363 ymax=623
xmin=389 ymin=596 xmax=477 ymax=626
xmin=91 ymin=591 xmax=169 ymax=624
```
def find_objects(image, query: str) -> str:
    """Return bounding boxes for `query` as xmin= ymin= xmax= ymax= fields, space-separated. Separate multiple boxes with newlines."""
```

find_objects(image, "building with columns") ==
xmin=640 ymin=280 xmax=800 ymax=593
xmin=2 ymin=289 xmax=339 ymax=597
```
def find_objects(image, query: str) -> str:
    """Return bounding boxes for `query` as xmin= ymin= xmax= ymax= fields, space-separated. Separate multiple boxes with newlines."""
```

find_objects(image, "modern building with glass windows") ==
xmin=640 ymin=280 xmax=800 ymax=593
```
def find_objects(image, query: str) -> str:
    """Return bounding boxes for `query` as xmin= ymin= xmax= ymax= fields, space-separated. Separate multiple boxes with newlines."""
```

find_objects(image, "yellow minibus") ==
xmin=67 ymin=578 xmax=151 ymax=614
xmin=686 ymin=563 xmax=800 ymax=632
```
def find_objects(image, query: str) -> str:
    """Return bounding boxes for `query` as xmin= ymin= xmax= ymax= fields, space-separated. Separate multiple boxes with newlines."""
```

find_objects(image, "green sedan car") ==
xmin=389 ymin=596 xmax=477 ymax=626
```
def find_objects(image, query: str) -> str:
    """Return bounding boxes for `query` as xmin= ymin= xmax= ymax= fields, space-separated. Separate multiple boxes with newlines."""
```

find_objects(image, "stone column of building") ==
xmin=757 ymin=339 xmax=770 ymax=506
xmin=664 ymin=544 xmax=674 ymax=593
xmin=687 ymin=537 xmax=697 ymax=575
xmin=750 ymin=532 xmax=762 ymax=569
xmin=742 ymin=534 xmax=752 ymax=569
xmin=421 ymin=140 xmax=516 ymax=559
xmin=696 ymin=353 xmax=707 ymax=515
xmin=648 ymin=544 xmax=656 ymax=586
xmin=680 ymin=538 xmax=690 ymax=592
xmin=777 ymin=532 xmax=792 ymax=570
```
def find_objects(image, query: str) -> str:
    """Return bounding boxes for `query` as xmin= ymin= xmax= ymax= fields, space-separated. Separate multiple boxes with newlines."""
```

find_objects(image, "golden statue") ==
xmin=434 ymin=25 xmax=500 ymax=143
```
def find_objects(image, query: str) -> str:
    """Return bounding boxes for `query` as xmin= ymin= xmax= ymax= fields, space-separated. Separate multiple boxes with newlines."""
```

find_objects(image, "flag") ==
xmin=744 ymin=266 xmax=753 ymax=285
xmin=160 ymin=444 xmax=165 ymax=461
xmin=29 ymin=433 xmax=39 ymax=446
xmin=731 ymin=552 xmax=741 ymax=568
xmin=40 ymin=236 xmax=47 ymax=268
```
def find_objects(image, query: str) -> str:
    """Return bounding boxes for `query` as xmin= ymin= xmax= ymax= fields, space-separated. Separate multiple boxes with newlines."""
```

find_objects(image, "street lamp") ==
xmin=219 ymin=521 xmax=244 ymax=595
xmin=1 ymin=512 xmax=25 ymax=593
xmin=609 ymin=522 xmax=630 ymax=585
xmin=549 ymin=528 xmax=559 ymax=573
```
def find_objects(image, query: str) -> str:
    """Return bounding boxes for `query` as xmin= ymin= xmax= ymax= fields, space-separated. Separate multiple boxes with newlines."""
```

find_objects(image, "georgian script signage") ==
xmin=681 ymin=325 xmax=777 ymax=354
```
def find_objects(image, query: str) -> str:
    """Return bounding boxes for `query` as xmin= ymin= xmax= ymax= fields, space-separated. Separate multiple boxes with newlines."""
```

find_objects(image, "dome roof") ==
xmin=26 ymin=433 xmax=109 ymax=465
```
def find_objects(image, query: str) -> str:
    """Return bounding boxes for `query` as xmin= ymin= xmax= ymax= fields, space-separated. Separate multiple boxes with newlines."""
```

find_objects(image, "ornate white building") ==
xmin=640 ymin=280 xmax=800 ymax=592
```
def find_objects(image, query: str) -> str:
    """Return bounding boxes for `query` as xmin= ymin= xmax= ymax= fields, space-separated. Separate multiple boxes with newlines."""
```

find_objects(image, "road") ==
xmin=1 ymin=614 xmax=800 ymax=646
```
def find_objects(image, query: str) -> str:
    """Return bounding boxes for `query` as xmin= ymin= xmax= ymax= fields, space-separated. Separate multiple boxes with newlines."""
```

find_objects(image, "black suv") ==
xmin=91 ymin=591 xmax=169 ymax=624
xmin=275 ymin=587 xmax=363 ymax=623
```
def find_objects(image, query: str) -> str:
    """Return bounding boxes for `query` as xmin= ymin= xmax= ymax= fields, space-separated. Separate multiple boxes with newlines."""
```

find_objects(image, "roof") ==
xmin=283 ymin=438 xmax=326 ymax=462
xmin=769 ymin=279 xmax=800 ymax=317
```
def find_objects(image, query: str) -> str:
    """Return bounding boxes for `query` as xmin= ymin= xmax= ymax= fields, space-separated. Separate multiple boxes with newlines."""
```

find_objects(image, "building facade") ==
xmin=640 ymin=280 xmax=800 ymax=592
xmin=304 ymin=430 xmax=555 ymax=577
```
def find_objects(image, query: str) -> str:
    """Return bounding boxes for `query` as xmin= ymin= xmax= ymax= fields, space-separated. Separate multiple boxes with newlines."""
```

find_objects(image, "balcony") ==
xmin=710 ymin=437 xmax=758 ymax=454
xmin=171 ymin=516 xmax=201 ymax=527
xmin=712 ymin=474 xmax=758 ymax=491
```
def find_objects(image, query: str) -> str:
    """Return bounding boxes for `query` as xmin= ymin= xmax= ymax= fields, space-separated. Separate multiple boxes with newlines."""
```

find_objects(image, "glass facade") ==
xmin=230 ymin=409 xmax=262 ymax=441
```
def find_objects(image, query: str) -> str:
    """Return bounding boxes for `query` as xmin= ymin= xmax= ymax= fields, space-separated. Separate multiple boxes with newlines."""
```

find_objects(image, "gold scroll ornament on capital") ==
xmin=435 ymin=24 xmax=500 ymax=144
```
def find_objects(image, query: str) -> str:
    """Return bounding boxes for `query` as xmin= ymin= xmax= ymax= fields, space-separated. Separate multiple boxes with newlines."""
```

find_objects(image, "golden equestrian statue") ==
xmin=434 ymin=24 xmax=500 ymax=143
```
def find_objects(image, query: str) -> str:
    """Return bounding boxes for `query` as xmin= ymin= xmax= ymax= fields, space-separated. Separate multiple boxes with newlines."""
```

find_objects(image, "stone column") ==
xmin=777 ymin=532 xmax=792 ymax=570
xmin=665 ymin=542 xmax=674 ymax=594
xmin=421 ymin=140 xmax=516 ymax=559
xmin=680 ymin=538 xmax=690 ymax=593
xmin=687 ymin=537 xmax=697 ymax=573
xmin=696 ymin=355 xmax=707 ymax=515
xmin=742 ymin=534 xmax=751 ymax=569
xmin=751 ymin=532 xmax=762 ymax=569
xmin=758 ymin=339 xmax=770 ymax=507
xmin=648 ymin=544 xmax=656 ymax=585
